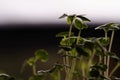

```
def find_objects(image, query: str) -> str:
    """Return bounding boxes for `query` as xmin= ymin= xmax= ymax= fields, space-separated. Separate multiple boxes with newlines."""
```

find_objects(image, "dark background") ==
xmin=0 ymin=24 xmax=120 ymax=79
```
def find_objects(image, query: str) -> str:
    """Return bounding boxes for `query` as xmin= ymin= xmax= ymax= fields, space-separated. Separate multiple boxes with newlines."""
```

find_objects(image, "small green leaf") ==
xmin=59 ymin=14 xmax=68 ymax=19
xmin=60 ymin=37 xmax=75 ymax=46
xmin=91 ymin=63 xmax=107 ymax=71
xmin=98 ymin=37 xmax=110 ymax=47
xmin=77 ymin=15 xmax=91 ymax=22
xmin=27 ymin=57 xmax=36 ymax=66
xmin=110 ymin=23 xmax=120 ymax=30
xmin=35 ymin=49 xmax=48 ymax=62
xmin=95 ymin=23 xmax=114 ymax=30
xmin=60 ymin=38 xmax=68 ymax=46
xmin=67 ymin=15 xmax=75 ymax=24
xmin=74 ymin=19 xmax=83 ymax=30
xmin=95 ymin=23 xmax=120 ymax=31
xmin=0 ymin=73 xmax=15 ymax=80
xmin=74 ymin=19 xmax=88 ymax=30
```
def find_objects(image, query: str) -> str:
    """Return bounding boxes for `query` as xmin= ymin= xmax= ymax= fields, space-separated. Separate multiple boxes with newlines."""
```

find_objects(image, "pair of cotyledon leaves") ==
xmin=95 ymin=23 xmax=120 ymax=31
xmin=59 ymin=14 xmax=91 ymax=30
xmin=27 ymin=49 xmax=48 ymax=66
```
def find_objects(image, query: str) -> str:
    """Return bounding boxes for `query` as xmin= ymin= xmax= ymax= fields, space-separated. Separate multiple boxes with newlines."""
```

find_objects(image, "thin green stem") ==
xmin=104 ymin=31 xmax=108 ymax=78
xmin=33 ymin=64 xmax=37 ymax=75
xmin=69 ymin=58 xmax=76 ymax=80
xmin=104 ymin=31 xmax=108 ymax=64
xmin=66 ymin=52 xmax=70 ymax=73
xmin=107 ymin=30 xmax=115 ymax=77
xmin=79 ymin=56 xmax=86 ymax=80
xmin=70 ymin=30 xmax=81 ymax=79
xmin=63 ymin=56 xmax=67 ymax=73
xmin=82 ymin=68 xmax=85 ymax=80
xmin=105 ymin=31 xmax=108 ymax=39
xmin=76 ymin=30 xmax=81 ymax=44
xmin=65 ymin=21 xmax=74 ymax=80
xmin=58 ymin=70 xmax=61 ymax=80
xmin=68 ymin=24 xmax=73 ymax=38
xmin=99 ymin=55 xmax=102 ymax=75
xmin=88 ymin=49 xmax=95 ymax=70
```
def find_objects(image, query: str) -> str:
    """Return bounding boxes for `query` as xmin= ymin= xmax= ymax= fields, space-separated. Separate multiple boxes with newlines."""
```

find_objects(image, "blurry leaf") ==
xmin=60 ymin=37 xmax=76 ymax=46
xmin=94 ymin=47 xmax=103 ymax=56
xmin=77 ymin=37 xmax=85 ymax=44
xmin=82 ymin=22 xmax=88 ymax=29
xmin=50 ymin=70 xmax=60 ymax=80
xmin=110 ymin=23 xmax=120 ymax=30
xmin=35 ymin=49 xmax=48 ymax=62
xmin=89 ymin=69 xmax=100 ymax=78
xmin=111 ymin=55 xmax=120 ymax=62
xmin=117 ymin=24 xmax=120 ymax=29
xmin=0 ymin=74 xmax=9 ymax=80
xmin=57 ymin=49 xmax=65 ymax=54
xmin=74 ymin=19 xmax=83 ymax=30
xmin=77 ymin=15 xmax=91 ymax=22
xmin=60 ymin=38 xmax=67 ymax=46
xmin=91 ymin=63 xmax=107 ymax=71
xmin=67 ymin=15 xmax=75 ymax=24
xmin=95 ymin=23 xmax=114 ymax=30
xmin=70 ymin=48 xmax=77 ymax=56
xmin=76 ymin=45 xmax=89 ymax=57
xmin=99 ymin=64 xmax=107 ymax=71
xmin=59 ymin=46 xmax=72 ymax=51
xmin=59 ymin=14 xmax=68 ymax=19
xmin=27 ymin=57 xmax=36 ymax=66
xmin=56 ymin=31 xmax=74 ymax=37
xmin=29 ymin=75 xmax=45 ymax=80
xmin=95 ymin=23 xmax=119 ymax=31
xmin=98 ymin=37 xmax=110 ymax=47
xmin=0 ymin=73 xmax=15 ymax=80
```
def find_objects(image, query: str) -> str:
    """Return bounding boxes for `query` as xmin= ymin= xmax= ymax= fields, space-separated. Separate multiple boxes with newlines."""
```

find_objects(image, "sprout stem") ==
xmin=33 ymin=64 xmax=37 ymax=75
xmin=107 ymin=30 xmax=115 ymax=77
xmin=104 ymin=31 xmax=108 ymax=77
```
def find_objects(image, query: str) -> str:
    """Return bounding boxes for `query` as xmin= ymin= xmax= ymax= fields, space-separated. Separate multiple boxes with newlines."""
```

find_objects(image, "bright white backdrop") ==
xmin=0 ymin=0 xmax=120 ymax=24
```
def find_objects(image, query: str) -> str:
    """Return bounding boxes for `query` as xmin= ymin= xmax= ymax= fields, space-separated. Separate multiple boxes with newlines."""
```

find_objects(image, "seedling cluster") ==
xmin=0 ymin=14 xmax=120 ymax=80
